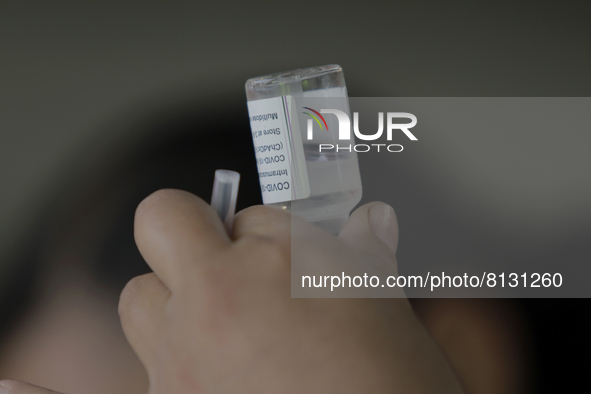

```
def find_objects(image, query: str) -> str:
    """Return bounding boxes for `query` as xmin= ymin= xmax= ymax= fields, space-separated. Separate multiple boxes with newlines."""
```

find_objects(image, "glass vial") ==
xmin=245 ymin=64 xmax=362 ymax=234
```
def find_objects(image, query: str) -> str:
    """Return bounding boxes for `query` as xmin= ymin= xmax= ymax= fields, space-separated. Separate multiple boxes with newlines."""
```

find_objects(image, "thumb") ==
xmin=338 ymin=202 xmax=399 ymax=261
xmin=0 ymin=380 xmax=65 ymax=394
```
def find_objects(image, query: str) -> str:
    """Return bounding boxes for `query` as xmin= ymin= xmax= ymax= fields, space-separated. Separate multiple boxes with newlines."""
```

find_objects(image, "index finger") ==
xmin=134 ymin=189 xmax=230 ymax=290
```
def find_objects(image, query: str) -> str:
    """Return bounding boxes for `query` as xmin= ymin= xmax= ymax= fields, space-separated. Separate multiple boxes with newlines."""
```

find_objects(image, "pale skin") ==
xmin=0 ymin=189 xmax=464 ymax=394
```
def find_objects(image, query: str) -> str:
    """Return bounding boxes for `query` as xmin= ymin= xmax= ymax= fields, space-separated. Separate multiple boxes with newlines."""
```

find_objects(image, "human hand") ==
xmin=1 ymin=189 xmax=463 ymax=394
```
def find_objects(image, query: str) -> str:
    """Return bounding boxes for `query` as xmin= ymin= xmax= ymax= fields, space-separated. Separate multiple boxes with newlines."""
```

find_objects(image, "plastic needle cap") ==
xmin=211 ymin=169 xmax=240 ymax=234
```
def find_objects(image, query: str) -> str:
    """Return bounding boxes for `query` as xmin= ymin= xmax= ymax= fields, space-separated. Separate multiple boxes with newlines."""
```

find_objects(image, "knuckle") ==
xmin=135 ymin=189 xmax=169 ymax=216
xmin=118 ymin=273 xmax=151 ymax=316
xmin=135 ymin=189 xmax=191 ymax=221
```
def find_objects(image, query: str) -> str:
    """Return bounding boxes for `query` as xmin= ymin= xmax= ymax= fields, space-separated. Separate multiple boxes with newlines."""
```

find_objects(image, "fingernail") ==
xmin=0 ymin=381 xmax=8 ymax=394
xmin=368 ymin=203 xmax=398 ymax=254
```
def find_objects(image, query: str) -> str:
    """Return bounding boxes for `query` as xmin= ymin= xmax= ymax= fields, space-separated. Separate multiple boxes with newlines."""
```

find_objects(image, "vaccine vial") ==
xmin=245 ymin=65 xmax=362 ymax=234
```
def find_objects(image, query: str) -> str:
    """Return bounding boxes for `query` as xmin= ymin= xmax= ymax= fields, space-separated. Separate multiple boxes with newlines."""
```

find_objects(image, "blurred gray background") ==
xmin=1 ymin=1 xmax=589 ymax=282
xmin=0 ymin=2 xmax=589 ymax=393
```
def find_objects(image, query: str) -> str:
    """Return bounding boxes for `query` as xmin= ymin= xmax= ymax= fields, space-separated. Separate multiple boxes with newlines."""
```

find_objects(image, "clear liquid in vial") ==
xmin=246 ymin=65 xmax=362 ymax=234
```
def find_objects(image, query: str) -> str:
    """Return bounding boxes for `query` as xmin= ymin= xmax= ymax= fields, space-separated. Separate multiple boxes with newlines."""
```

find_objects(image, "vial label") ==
xmin=247 ymin=96 xmax=310 ymax=204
